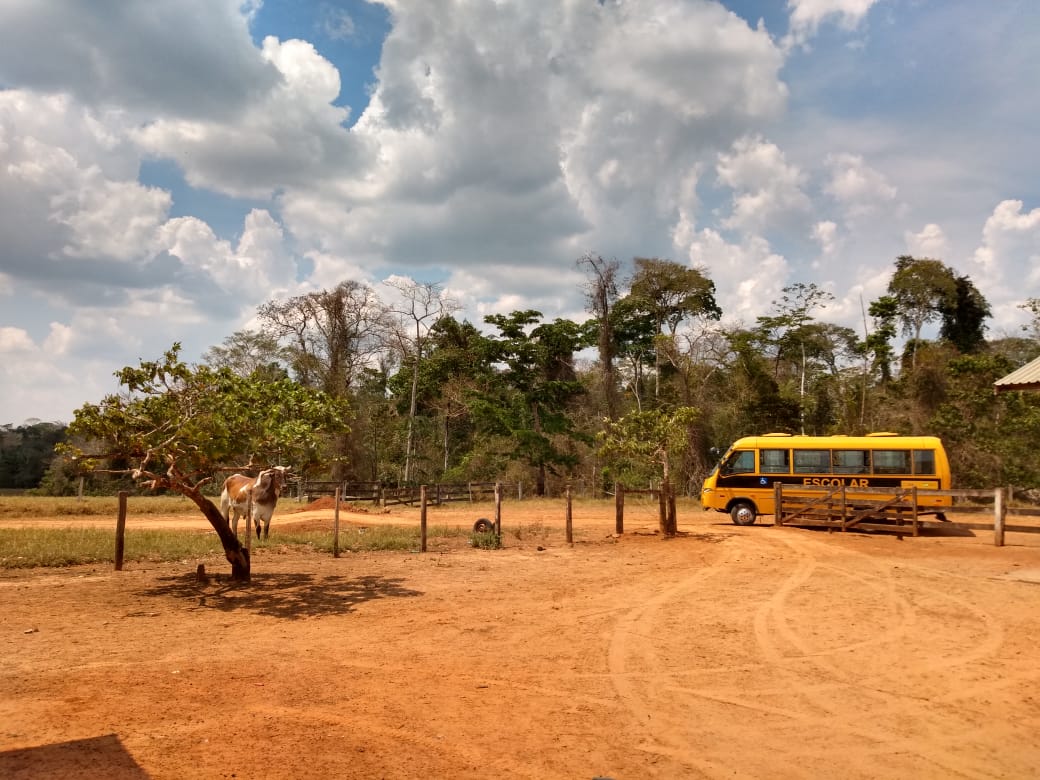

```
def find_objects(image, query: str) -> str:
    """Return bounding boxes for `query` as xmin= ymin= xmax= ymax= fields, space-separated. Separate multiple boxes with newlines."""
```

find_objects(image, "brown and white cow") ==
xmin=219 ymin=466 xmax=291 ymax=540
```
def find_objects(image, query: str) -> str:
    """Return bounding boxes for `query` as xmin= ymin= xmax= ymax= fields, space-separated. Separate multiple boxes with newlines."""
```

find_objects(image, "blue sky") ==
xmin=0 ymin=0 xmax=1038 ymax=425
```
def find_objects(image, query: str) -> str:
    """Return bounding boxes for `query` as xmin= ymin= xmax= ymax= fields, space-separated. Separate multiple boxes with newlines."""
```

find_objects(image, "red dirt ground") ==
xmin=2 ymin=499 xmax=1039 ymax=779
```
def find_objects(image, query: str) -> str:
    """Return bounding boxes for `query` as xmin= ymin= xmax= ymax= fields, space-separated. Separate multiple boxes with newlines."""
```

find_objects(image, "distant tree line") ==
xmin=9 ymin=257 xmax=1040 ymax=496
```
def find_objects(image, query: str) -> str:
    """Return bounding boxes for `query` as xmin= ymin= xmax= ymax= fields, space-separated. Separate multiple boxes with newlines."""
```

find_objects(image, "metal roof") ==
xmin=994 ymin=354 xmax=1040 ymax=392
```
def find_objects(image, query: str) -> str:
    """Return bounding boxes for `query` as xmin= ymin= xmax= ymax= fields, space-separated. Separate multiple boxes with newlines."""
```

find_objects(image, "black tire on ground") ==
xmin=473 ymin=518 xmax=494 ymax=533
xmin=730 ymin=501 xmax=757 ymax=526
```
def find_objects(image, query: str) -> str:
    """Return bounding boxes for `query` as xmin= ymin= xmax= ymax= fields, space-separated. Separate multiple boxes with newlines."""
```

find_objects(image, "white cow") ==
xmin=219 ymin=466 xmax=291 ymax=540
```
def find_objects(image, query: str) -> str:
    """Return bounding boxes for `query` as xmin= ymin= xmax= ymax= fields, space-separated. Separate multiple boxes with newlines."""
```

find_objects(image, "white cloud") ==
xmin=786 ymin=0 xmax=880 ymax=48
xmin=0 ymin=0 xmax=279 ymax=119
xmin=42 ymin=323 xmax=74 ymax=356
xmin=905 ymin=223 xmax=949 ymax=259
xmin=684 ymin=228 xmax=791 ymax=324
xmin=812 ymin=220 xmax=840 ymax=255
xmin=342 ymin=0 xmax=786 ymax=271
xmin=824 ymin=152 xmax=898 ymax=220
xmin=134 ymin=37 xmax=370 ymax=199
xmin=0 ymin=327 xmax=35 ymax=353
xmin=970 ymin=200 xmax=1040 ymax=329
xmin=716 ymin=135 xmax=810 ymax=233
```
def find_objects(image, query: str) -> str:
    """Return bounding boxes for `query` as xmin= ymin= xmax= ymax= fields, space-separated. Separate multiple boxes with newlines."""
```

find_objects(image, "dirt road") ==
xmin=2 ymin=500 xmax=1039 ymax=778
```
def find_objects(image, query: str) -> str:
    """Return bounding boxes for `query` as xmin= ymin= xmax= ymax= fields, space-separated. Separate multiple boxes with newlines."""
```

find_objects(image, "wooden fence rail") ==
xmin=774 ymin=484 xmax=1040 ymax=546
xmin=298 ymin=480 xmax=522 ymax=507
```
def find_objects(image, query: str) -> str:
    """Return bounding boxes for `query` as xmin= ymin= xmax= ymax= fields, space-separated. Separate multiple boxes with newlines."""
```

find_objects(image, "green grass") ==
xmin=0 ymin=524 xmax=474 ymax=569
xmin=0 ymin=527 xmax=222 ymax=568
xmin=0 ymin=495 xmax=200 ymax=518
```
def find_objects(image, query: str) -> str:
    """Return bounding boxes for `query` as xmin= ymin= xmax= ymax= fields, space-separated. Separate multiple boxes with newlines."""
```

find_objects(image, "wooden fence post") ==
xmin=615 ymin=482 xmax=624 ymax=535
xmin=420 ymin=485 xmax=428 ymax=553
xmin=565 ymin=485 xmax=573 ymax=544
xmin=774 ymin=482 xmax=783 ymax=526
xmin=114 ymin=491 xmax=128 ymax=571
xmin=658 ymin=482 xmax=668 ymax=536
xmin=333 ymin=487 xmax=340 ymax=558
xmin=494 ymin=482 xmax=502 ymax=537
xmin=994 ymin=487 xmax=1006 ymax=547
xmin=667 ymin=482 xmax=677 ymax=534
xmin=245 ymin=492 xmax=252 ymax=556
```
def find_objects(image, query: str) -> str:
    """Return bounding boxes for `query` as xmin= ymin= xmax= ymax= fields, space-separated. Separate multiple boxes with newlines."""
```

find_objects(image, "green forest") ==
xmin=5 ymin=254 xmax=1040 ymax=497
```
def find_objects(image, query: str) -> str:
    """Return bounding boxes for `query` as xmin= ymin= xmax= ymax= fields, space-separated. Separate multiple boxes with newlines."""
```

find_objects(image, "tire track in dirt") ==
xmin=605 ymin=538 xmax=747 ymax=775
xmin=748 ymin=532 xmax=1010 ymax=778
xmin=605 ymin=529 xmax=1019 ymax=778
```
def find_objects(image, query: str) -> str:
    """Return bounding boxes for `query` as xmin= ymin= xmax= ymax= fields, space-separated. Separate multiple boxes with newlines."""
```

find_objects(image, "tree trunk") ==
xmin=404 ymin=350 xmax=420 ymax=483
xmin=182 ymin=487 xmax=251 ymax=581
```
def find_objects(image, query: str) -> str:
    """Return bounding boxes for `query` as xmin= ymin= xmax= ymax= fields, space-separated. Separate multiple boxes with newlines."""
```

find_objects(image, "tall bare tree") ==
xmin=258 ymin=281 xmax=387 ymax=479
xmin=577 ymin=253 xmax=622 ymax=420
xmin=626 ymin=257 xmax=722 ymax=400
xmin=383 ymin=278 xmax=459 ymax=483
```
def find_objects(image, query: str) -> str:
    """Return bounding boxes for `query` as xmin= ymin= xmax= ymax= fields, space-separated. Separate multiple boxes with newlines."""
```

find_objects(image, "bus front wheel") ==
xmin=730 ymin=501 xmax=756 ymax=526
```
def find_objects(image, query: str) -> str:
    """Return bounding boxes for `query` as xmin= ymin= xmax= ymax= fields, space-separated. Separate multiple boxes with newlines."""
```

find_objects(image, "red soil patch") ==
xmin=2 ymin=502 xmax=1039 ymax=778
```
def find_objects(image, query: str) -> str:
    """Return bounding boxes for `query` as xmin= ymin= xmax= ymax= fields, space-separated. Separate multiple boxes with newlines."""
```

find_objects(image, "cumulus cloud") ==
xmin=0 ymin=327 xmax=35 ymax=353
xmin=824 ymin=152 xmax=898 ymax=221
xmin=134 ymin=37 xmax=371 ymax=198
xmin=716 ymin=135 xmax=810 ymax=233
xmin=684 ymin=228 xmax=791 ymax=324
xmin=337 ymin=0 xmax=787 ymax=272
xmin=0 ymin=0 xmax=280 ymax=119
xmin=812 ymin=220 xmax=840 ymax=255
xmin=905 ymin=223 xmax=949 ymax=258
xmin=970 ymin=200 xmax=1040 ymax=327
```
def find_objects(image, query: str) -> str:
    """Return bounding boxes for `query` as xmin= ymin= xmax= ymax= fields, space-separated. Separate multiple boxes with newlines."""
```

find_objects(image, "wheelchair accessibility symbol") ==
xmin=759 ymin=477 xmax=768 ymax=485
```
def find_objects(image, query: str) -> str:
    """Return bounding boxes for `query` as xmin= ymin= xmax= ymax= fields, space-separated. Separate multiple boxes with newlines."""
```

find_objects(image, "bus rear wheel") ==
xmin=730 ymin=501 xmax=756 ymax=526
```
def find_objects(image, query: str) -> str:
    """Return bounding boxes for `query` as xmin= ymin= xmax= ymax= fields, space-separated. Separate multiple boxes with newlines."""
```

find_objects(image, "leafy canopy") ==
xmin=59 ymin=344 xmax=350 ymax=490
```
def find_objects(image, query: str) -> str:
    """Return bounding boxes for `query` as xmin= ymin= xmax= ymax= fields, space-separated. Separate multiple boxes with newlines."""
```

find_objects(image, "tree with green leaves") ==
xmin=625 ymin=257 xmax=722 ymax=400
xmin=201 ymin=329 xmax=286 ymax=379
xmin=865 ymin=294 xmax=898 ymax=383
xmin=753 ymin=283 xmax=841 ymax=433
xmin=597 ymin=406 xmax=699 ymax=535
xmin=382 ymin=278 xmax=459 ymax=483
xmin=477 ymin=311 xmax=591 ymax=495
xmin=887 ymin=255 xmax=957 ymax=368
xmin=57 ymin=344 xmax=350 ymax=580
xmin=938 ymin=275 xmax=991 ymax=353
xmin=416 ymin=317 xmax=498 ymax=478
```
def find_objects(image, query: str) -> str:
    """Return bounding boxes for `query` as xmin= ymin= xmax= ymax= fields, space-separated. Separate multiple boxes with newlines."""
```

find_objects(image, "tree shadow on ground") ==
xmin=0 ymin=734 xmax=149 ymax=779
xmin=136 ymin=573 xmax=422 ymax=619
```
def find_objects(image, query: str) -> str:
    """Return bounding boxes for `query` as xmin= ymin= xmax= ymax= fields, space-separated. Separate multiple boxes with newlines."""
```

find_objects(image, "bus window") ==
xmin=833 ymin=450 xmax=869 ymax=474
xmin=721 ymin=450 xmax=755 ymax=475
xmin=873 ymin=450 xmax=910 ymax=474
xmin=913 ymin=449 xmax=936 ymax=475
xmin=793 ymin=449 xmax=831 ymax=473
xmin=760 ymin=449 xmax=790 ymax=473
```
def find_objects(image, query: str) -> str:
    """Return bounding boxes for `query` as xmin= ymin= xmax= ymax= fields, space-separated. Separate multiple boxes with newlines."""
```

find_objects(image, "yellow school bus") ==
xmin=700 ymin=433 xmax=952 ymax=525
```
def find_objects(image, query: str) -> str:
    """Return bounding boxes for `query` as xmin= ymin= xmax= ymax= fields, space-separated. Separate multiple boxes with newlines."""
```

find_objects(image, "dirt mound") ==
xmin=296 ymin=495 xmax=371 ymax=513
